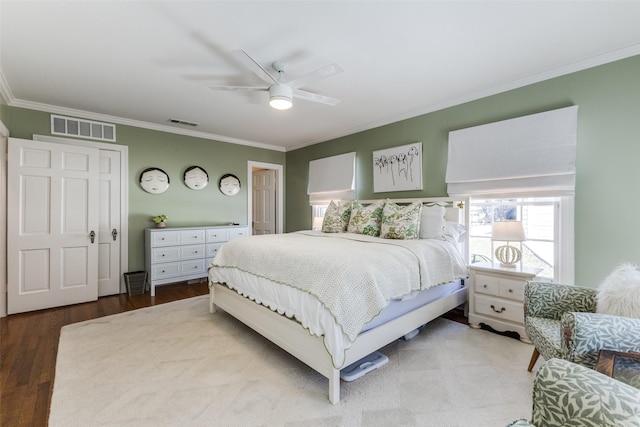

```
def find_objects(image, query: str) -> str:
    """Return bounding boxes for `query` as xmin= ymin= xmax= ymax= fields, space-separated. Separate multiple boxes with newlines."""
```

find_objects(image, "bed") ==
xmin=208 ymin=197 xmax=469 ymax=404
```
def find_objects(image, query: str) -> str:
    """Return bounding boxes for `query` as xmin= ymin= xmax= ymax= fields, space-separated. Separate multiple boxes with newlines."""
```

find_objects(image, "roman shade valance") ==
xmin=307 ymin=152 xmax=356 ymax=205
xmin=445 ymin=106 xmax=578 ymax=197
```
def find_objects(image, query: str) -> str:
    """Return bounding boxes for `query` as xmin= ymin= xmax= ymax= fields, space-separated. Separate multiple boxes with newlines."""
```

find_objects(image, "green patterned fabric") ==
xmin=321 ymin=200 xmax=356 ymax=233
xmin=508 ymin=358 xmax=640 ymax=427
xmin=525 ymin=281 xmax=640 ymax=369
xmin=380 ymin=200 xmax=421 ymax=240
xmin=347 ymin=200 xmax=384 ymax=236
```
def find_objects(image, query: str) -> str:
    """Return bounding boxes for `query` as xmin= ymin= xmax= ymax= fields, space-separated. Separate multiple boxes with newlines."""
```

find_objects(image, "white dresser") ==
xmin=145 ymin=225 xmax=249 ymax=296
xmin=468 ymin=262 xmax=542 ymax=343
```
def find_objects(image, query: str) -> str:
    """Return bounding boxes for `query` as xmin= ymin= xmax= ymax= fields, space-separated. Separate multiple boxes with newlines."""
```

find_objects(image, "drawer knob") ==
xmin=162 ymin=270 xmax=165 ymax=273
xmin=483 ymin=284 xmax=488 ymax=288
xmin=162 ymin=254 xmax=165 ymax=257
xmin=161 ymin=237 xmax=165 ymax=240
xmin=195 ymin=250 xmax=198 ymax=254
xmin=194 ymin=235 xmax=198 ymax=238
xmin=490 ymin=305 xmax=506 ymax=313
xmin=508 ymin=289 xmax=513 ymax=293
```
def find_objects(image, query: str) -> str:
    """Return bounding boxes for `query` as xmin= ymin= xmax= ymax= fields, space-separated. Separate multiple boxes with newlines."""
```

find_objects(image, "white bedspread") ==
xmin=209 ymin=231 xmax=467 ymax=342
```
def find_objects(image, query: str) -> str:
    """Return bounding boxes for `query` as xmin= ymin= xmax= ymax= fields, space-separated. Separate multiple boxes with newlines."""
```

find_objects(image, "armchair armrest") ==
xmin=530 ymin=359 xmax=640 ymax=427
xmin=524 ymin=281 xmax=597 ymax=320
xmin=561 ymin=312 xmax=640 ymax=368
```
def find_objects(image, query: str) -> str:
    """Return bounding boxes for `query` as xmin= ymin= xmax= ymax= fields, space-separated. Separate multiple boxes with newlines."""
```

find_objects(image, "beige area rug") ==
xmin=50 ymin=296 xmax=535 ymax=427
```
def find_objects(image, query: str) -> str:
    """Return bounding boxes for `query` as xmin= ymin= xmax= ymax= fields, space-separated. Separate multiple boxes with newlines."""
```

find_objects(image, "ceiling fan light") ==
xmin=269 ymin=84 xmax=293 ymax=110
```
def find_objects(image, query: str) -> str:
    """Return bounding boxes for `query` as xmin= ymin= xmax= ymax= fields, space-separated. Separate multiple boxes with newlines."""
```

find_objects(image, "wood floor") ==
xmin=0 ymin=281 xmax=209 ymax=427
xmin=1 ymin=282 xmax=467 ymax=427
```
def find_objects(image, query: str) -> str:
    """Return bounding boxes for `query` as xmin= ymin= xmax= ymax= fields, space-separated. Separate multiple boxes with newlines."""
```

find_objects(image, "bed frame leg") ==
xmin=329 ymin=369 xmax=340 ymax=404
xmin=209 ymin=285 xmax=216 ymax=314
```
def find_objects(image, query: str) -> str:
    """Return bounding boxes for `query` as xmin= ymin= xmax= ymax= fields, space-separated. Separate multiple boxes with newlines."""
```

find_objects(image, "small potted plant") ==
xmin=152 ymin=214 xmax=168 ymax=228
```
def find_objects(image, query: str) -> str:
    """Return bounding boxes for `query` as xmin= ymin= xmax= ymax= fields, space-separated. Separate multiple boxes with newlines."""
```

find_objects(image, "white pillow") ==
xmin=596 ymin=263 xmax=640 ymax=319
xmin=444 ymin=221 xmax=467 ymax=245
xmin=419 ymin=205 xmax=446 ymax=239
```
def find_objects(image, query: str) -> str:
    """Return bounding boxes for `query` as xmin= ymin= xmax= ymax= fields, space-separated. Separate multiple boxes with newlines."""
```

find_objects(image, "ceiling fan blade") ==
xmin=293 ymin=89 xmax=341 ymax=106
xmin=210 ymin=86 xmax=267 ymax=91
xmin=231 ymin=50 xmax=278 ymax=85
xmin=288 ymin=63 xmax=344 ymax=89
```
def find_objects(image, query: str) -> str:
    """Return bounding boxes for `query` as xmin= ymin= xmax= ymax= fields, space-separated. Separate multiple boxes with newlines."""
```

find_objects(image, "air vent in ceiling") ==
xmin=168 ymin=118 xmax=199 ymax=127
xmin=51 ymin=115 xmax=116 ymax=142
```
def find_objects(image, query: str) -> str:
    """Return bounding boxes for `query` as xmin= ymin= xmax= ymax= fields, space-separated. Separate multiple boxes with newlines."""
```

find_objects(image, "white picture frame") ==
xmin=373 ymin=142 xmax=423 ymax=192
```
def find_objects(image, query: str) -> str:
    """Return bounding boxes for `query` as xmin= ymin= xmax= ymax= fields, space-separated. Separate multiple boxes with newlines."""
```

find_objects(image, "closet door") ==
xmin=97 ymin=150 xmax=121 ymax=296
xmin=7 ymin=138 xmax=99 ymax=314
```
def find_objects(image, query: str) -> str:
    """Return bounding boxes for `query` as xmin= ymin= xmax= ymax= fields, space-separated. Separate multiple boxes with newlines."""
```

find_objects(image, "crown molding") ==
xmin=288 ymin=43 xmax=640 ymax=151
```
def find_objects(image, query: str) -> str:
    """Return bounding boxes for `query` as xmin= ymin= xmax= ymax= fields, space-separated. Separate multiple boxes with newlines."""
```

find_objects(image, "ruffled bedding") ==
xmin=208 ymin=231 xmax=467 ymax=366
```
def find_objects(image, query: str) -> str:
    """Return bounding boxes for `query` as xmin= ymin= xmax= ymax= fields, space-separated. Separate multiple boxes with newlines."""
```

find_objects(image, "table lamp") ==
xmin=492 ymin=221 xmax=526 ymax=268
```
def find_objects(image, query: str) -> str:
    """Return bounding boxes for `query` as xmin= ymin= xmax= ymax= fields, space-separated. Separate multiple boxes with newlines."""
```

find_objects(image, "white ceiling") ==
xmin=2 ymin=1 xmax=640 ymax=152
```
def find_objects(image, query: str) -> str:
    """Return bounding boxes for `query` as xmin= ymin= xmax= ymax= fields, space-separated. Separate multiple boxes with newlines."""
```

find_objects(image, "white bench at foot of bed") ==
xmin=209 ymin=282 xmax=468 ymax=404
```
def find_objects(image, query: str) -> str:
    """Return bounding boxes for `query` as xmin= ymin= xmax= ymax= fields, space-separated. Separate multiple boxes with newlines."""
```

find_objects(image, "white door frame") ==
xmin=34 ymin=134 xmax=129 ymax=292
xmin=0 ymin=120 xmax=8 ymax=317
xmin=247 ymin=161 xmax=283 ymax=235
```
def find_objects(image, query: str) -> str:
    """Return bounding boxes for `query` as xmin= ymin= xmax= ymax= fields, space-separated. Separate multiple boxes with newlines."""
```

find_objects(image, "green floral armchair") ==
xmin=507 ymin=358 xmax=640 ymax=427
xmin=524 ymin=281 xmax=640 ymax=371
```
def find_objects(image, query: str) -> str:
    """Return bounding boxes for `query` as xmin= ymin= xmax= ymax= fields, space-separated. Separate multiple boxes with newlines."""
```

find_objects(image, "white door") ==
xmin=252 ymin=169 xmax=277 ymax=235
xmin=98 ymin=150 xmax=121 ymax=296
xmin=8 ymin=138 xmax=100 ymax=314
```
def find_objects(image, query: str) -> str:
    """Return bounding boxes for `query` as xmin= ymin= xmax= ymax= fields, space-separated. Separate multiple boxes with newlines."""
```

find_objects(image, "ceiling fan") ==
xmin=210 ymin=50 xmax=344 ymax=110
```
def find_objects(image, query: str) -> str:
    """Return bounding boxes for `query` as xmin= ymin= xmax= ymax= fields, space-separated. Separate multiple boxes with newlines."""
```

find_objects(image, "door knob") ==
xmin=90 ymin=230 xmax=96 ymax=243
xmin=112 ymin=228 xmax=118 ymax=241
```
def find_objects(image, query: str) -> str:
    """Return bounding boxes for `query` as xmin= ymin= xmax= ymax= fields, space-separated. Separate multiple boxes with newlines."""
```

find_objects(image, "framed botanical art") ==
xmin=373 ymin=142 xmax=422 ymax=192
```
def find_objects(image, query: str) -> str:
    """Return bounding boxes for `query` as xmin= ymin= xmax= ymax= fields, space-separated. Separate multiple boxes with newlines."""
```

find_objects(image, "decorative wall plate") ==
xmin=140 ymin=167 xmax=170 ymax=194
xmin=219 ymin=173 xmax=241 ymax=196
xmin=184 ymin=166 xmax=209 ymax=190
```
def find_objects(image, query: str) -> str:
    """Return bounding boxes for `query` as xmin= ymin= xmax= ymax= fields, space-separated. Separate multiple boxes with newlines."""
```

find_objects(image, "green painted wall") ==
xmin=286 ymin=55 xmax=640 ymax=287
xmin=1 ymin=106 xmax=285 ymax=271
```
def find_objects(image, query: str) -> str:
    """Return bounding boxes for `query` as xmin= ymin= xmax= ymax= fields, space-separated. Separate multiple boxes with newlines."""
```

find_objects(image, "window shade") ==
xmin=307 ymin=152 xmax=356 ymax=204
xmin=446 ymin=106 xmax=578 ymax=197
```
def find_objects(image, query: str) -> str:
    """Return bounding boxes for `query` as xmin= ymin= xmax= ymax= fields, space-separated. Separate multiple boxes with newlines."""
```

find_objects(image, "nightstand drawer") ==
xmin=475 ymin=294 xmax=523 ymax=324
xmin=498 ymin=278 xmax=525 ymax=301
xmin=475 ymin=273 xmax=499 ymax=296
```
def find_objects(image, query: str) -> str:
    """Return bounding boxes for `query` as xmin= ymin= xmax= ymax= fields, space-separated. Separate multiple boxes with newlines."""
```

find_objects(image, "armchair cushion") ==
xmin=508 ymin=358 xmax=640 ymax=427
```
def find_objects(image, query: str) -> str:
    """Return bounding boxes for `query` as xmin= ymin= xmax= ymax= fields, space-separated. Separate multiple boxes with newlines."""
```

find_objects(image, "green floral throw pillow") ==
xmin=322 ymin=200 xmax=357 ymax=233
xmin=380 ymin=200 xmax=422 ymax=240
xmin=347 ymin=200 xmax=384 ymax=236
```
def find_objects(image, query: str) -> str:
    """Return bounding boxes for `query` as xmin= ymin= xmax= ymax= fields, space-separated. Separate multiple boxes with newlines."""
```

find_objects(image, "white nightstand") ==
xmin=468 ymin=262 xmax=542 ymax=343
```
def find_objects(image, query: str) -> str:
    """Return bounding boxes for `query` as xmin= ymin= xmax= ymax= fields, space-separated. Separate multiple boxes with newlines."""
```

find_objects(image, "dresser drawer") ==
xmin=475 ymin=294 xmax=523 ymax=324
xmin=229 ymin=227 xmax=249 ymax=239
xmin=207 ymin=228 xmax=230 ymax=242
xmin=181 ymin=259 xmax=206 ymax=276
xmin=180 ymin=244 xmax=205 ymax=260
xmin=180 ymin=229 xmax=205 ymax=245
xmin=206 ymin=242 xmax=224 ymax=258
xmin=475 ymin=273 xmax=499 ymax=296
xmin=151 ymin=230 xmax=181 ymax=247
xmin=152 ymin=262 xmax=181 ymax=280
xmin=151 ymin=247 xmax=181 ymax=263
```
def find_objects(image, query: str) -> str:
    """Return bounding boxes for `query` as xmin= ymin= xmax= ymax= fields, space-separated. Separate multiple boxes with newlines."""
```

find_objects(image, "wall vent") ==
xmin=168 ymin=118 xmax=199 ymax=127
xmin=51 ymin=115 xmax=116 ymax=142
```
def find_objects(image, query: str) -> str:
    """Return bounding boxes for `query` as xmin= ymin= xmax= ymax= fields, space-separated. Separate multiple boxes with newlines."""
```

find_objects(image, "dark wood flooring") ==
xmin=1 ymin=282 xmax=467 ymax=427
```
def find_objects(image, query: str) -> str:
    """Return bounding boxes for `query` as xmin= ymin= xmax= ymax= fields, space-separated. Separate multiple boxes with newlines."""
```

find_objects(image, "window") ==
xmin=469 ymin=197 xmax=574 ymax=282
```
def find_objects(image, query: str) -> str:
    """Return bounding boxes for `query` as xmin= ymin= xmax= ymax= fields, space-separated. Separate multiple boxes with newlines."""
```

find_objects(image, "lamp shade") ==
xmin=269 ymin=84 xmax=293 ymax=110
xmin=492 ymin=221 xmax=525 ymax=242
